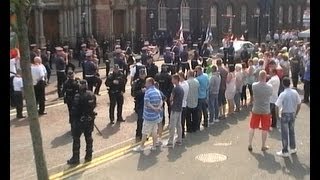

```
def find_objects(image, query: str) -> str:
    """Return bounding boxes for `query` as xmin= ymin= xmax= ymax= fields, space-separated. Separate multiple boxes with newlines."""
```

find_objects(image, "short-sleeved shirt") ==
xmin=196 ymin=73 xmax=209 ymax=99
xmin=275 ymin=88 xmax=301 ymax=113
xmin=179 ymin=81 xmax=189 ymax=108
xmin=267 ymin=75 xmax=280 ymax=103
xmin=31 ymin=65 xmax=45 ymax=85
xmin=186 ymin=78 xmax=199 ymax=108
xmin=13 ymin=76 xmax=23 ymax=91
xmin=143 ymin=86 xmax=162 ymax=121
xmin=171 ymin=84 xmax=184 ymax=112
xmin=252 ymin=81 xmax=273 ymax=114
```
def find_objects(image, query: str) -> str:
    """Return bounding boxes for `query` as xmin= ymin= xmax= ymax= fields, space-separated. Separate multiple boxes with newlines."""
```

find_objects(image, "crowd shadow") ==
xmin=208 ymin=121 xmax=230 ymax=137
xmin=282 ymin=154 xmax=310 ymax=179
xmin=124 ymin=112 xmax=137 ymax=123
xmin=51 ymin=131 xmax=72 ymax=148
xmin=10 ymin=117 xmax=29 ymax=127
xmin=101 ymin=122 xmax=121 ymax=139
xmin=136 ymin=149 xmax=161 ymax=171
xmin=269 ymin=128 xmax=282 ymax=141
xmin=166 ymin=144 xmax=187 ymax=162
xmin=184 ymin=129 xmax=210 ymax=148
xmin=250 ymin=151 xmax=282 ymax=174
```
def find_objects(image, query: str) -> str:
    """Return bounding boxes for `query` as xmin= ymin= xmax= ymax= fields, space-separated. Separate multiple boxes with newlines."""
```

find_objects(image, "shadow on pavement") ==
xmin=281 ymin=154 xmax=310 ymax=179
xmin=184 ymin=130 xmax=210 ymax=148
xmin=10 ymin=117 xmax=29 ymax=127
xmin=250 ymin=151 xmax=281 ymax=174
xmin=166 ymin=144 xmax=187 ymax=162
xmin=101 ymin=123 xmax=120 ymax=139
xmin=137 ymin=149 xmax=161 ymax=171
xmin=208 ymin=121 xmax=230 ymax=136
xmin=269 ymin=128 xmax=282 ymax=141
xmin=63 ymin=162 xmax=91 ymax=180
xmin=51 ymin=131 xmax=72 ymax=148
xmin=124 ymin=112 xmax=137 ymax=123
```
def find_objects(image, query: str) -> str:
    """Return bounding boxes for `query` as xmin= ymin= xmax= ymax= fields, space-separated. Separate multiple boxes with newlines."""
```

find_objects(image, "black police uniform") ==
xmin=41 ymin=51 xmax=51 ymax=83
xmin=113 ymin=55 xmax=128 ymax=76
xmin=132 ymin=63 xmax=146 ymax=82
xmin=104 ymin=52 xmax=110 ymax=76
xmin=172 ymin=46 xmax=180 ymax=73
xmin=132 ymin=77 xmax=146 ymax=139
xmin=105 ymin=69 xmax=126 ymax=123
xmin=227 ymin=45 xmax=235 ymax=66
xmin=146 ymin=62 xmax=159 ymax=79
xmin=55 ymin=55 xmax=67 ymax=98
xmin=140 ymin=51 xmax=148 ymax=66
xmin=154 ymin=68 xmax=173 ymax=126
xmin=62 ymin=76 xmax=79 ymax=128
xmin=163 ymin=51 xmax=174 ymax=74
xmin=201 ymin=48 xmax=210 ymax=69
xmin=180 ymin=49 xmax=190 ymax=73
xmin=84 ymin=60 xmax=102 ymax=95
xmin=68 ymin=83 xmax=97 ymax=165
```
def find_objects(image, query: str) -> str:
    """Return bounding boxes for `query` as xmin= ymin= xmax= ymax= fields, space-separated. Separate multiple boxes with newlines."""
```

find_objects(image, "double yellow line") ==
xmin=49 ymin=130 xmax=170 ymax=179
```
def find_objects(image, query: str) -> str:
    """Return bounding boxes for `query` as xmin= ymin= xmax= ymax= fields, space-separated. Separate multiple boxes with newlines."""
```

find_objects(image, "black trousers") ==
xmin=44 ymin=64 xmax=51 ymax=82
xmin=186 ymin=106 xmax=199 ymax=132
xmin=304 ymin=80 xmax=310 ymax=102
xmin=10 ymin=76 xmax=15 ymax=107
xmin=202 ymin=58 xmax=208 ymax=69
xmin=270 ymin=103 xmax=277 ymax=127
xmin=34 ymin=80 xmax=46 ymax=113
xmin=241 ymin=85 xmax=247 ymax=102
xmin=57 ymin=72 xmax=66 ymax=98
xmin=66 ymin=101 xmax=73 ymax=124
xmin=109 ymin=92 xmax=124 ymax=121
xmin=181 ymin=107 xmax=187 ymax=137
xmin=136 ymin=105 xmax=144 ymax=138
xmin=71 ymin=123 xmax=93 ymax=159
xmin=180 ymin=62 xmax=190 ymax=74
xmin=247 ymin=84 xmax=253 ymax=99
xmin=86 ymin=76 xmax=102 ymax=94
xmin=105 ymin=60 xmax=110 ymax=76
xmin=223 ymin=48 xmax=228 ymax=66
xmin=292 ymin=74 xmax=299 ymax=88
xmin=13 ymin=91 xmax=23 ymax=117
xmin=197 ymin=99 xmax=208 ymax=128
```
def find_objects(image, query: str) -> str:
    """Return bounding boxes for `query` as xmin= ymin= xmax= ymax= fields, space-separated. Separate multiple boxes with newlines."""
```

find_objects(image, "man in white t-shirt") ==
xmin=13 ymin=69 xmax=25 ymax=118
xmin=267 ymin=68 xmax=280 ymax=129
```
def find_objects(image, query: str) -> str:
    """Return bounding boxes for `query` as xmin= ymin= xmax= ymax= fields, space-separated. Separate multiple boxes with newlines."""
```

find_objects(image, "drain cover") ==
xmin=195 ymin=153 xmax=227 ymax=163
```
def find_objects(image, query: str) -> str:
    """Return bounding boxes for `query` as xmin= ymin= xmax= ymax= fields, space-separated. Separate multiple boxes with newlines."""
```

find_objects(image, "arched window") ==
xmin=279 ymin=6 xmax=283 ymax=24
xmin=288 ymin=5 xmax=293 ymax=24
xmin=297 ymin=5 xmax=301 ymax=23
xmin=227 ymin=5 xmax=232 ymax=16
xmin=241 ymin=5 xmax=247 ymax=26
xmin=158 ymin=0 xmax=167 ymax=30
xmin=180 ymin=0 xmax=190 ymax=31
xmin=210 ymin=5 xmax=217 ymax=27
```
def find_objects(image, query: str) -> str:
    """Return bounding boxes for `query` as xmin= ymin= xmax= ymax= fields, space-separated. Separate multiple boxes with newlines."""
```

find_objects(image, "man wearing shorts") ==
xmin=248 ymin=70 xmax=273 ymax=152
xmin=133 ymin=77 xmax=163 ymax=152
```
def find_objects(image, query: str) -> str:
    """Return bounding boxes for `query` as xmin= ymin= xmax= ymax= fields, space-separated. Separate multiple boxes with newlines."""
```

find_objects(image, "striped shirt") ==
xmin=143 ymin=86 xmax=162 ymax=121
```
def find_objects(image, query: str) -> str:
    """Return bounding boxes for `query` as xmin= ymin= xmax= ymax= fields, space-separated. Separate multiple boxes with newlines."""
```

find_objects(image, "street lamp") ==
xmin=149 ymin=11 xmax=154 ymax=40
xmin=253 ymin=8 xmax=260 ymax=44
xmin=81 ymin=12 xmax=87 ymax=39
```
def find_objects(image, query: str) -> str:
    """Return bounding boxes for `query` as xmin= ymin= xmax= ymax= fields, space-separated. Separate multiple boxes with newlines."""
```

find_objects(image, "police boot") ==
xmin=67 ymin=154 xmax=80 ymax=165
xmin=84 ymin=151 xmax=92 ymax=163
xmin=84 ymin=136 xmax=93 ymax=162
xmin=67 ymin=139 xmax=80 ymax=165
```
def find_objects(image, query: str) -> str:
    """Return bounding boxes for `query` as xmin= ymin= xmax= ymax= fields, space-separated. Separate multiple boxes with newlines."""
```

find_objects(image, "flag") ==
xmin=205 ymin=25 xmax=213 ymax=43
xmin=176 ymin=19 xmax=184 ymax=43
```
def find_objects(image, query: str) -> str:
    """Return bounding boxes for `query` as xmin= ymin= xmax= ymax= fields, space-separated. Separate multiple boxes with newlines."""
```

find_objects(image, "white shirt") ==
xmin=180 ymin=80 xmax=189 ymax=108
xmin=13 ymin=76 xmax=23 ymax=91
xmin=10 ymin=58 xmax=17 ymax=77
xmin=130 ymin=62 xmax=143 ymax=77
xmin=275 ymin=88 xmax=301 ymax=113
xmin=267 ymin=75 xmax=280 ymax=103
xmin=274 ymin=33 xmax=279 ymax=40
xmin=31 ymin=65 xmax=45 ymax=85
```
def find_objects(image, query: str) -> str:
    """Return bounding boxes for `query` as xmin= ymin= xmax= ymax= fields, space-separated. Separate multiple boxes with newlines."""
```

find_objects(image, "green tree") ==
xmin=10 ymin=0 xmax=49 ymax=179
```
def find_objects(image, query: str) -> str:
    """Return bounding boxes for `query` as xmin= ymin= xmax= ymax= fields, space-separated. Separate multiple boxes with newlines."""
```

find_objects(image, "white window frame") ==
xmin=288 ymin=5 xmax=293 ymax=24
xmin=279 ymin=6 xmax=283 ymax=24
xmin=210 ymin=5 xmax=217 ymax=28
xmin=241 ymin=5 xmax=247 ymax=26
xmin=158 ymin=0 xmax=167 ymax=30
xmin=297 ymin=5 xmax=301 ymax=23
xmin=180 ymin=0 xmax=190 ymax=31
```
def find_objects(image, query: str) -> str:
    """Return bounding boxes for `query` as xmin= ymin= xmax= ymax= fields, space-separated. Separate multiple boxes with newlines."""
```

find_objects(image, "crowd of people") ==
xmin=9 ymin=32 xmax=310 ymax=163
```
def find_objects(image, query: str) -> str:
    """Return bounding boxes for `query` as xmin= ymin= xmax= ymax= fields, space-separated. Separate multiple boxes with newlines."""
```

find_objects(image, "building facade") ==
xmin=28 ymin=0 xmax=307 ymax=48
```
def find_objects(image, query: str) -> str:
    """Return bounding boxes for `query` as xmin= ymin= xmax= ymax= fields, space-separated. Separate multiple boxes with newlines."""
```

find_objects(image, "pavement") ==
xmin=10 ymin=57 xmax=310 ymax=180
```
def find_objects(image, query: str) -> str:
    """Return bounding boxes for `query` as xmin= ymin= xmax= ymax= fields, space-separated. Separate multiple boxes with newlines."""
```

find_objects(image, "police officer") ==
xmin=40 ymin=46 xmax=51 ymax=84
xmin=62 ymin=71 xmax=80 ymax=130
xmin=290 ymin=50 xmax=301 ymax=89
xmin=54 ymin=47 xmax=67 ymax=98
xmin=67 ymin=80 xmax=97 ymax=165
xmin=146 ymin=56 xmax=158 ymax=79
xmin=140 ymin=47 xmax=149 ymax=66
xmin=154 ymin=64 xmax=173 ymax=127
xmin=172 ymin=40 xmax=181 ymax=74
xmin=180 ymin=44 xmax=190 ymax=73
xmin=84 ymin=50 xmax=102 ymax=95
xmin=114 ymin=49 xmax=128 ymax=76
xmin=132 ymin=68 xmax=147 ymax=140
xmin=105 ymin=64 xmax=126 ymax=124
xmin=130 ymin=57 xmax=145 ymax=85
xmin=163 ymin=47 xmax=174 ymax=74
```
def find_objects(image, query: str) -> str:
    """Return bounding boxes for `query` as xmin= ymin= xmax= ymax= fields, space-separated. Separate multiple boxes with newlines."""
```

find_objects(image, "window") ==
xmin=241 ymin=5 xmax=247 ymax=26
xmin=210 ymin=5 xmax=217 ymax=27
xmin=181 ymin=0 xmax=190 ymax=31
xmin=158 ymin=0 xmax=167 ymax=30
xmin=288 ymin=5 xmax=292 ymax=24
xmin=297 ymin=5 xmax=301 ymax=23
xmin=227 ymin=5 xmax=232 ymax=16
xmin=279 ymin=6 xmax=283 ymax=24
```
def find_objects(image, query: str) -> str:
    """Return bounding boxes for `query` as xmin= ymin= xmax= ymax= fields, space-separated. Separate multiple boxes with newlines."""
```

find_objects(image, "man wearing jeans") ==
xmin=165 ymin=74 xmax=184 ymax=148
xmin=275 ymin=77 xmax=301 ymax=157
xmin=208 ymin=65 xmax=221 ymax=125
xmin=195 ymin=66 xmax=209 ymax=128
xmin=186 ymin=70 xmax=200 ymax=133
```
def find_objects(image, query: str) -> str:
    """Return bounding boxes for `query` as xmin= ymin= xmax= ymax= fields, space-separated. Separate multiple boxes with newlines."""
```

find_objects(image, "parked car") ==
xmin=219 ymin=40 xmax=255 ymax=63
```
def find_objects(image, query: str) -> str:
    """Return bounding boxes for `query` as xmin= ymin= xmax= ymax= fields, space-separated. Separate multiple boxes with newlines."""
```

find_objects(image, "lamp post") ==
xmin=149 ymin=11 xmax=154 ymax=40
xmin=253 ymin=8 xmax=260 ymax=44
xmin=81 ymin=12 xmax=86 ymax=39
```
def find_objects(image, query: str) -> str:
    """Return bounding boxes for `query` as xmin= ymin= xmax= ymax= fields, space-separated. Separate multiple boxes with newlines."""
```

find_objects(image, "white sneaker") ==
xmin=213 ymin=119 xmax=220 ymax=123
xmin=290 ymin=148 xmax=297 ymax=154
xmin=276 ymin=151 xmax=290 ymax=157
xmin=133 ymin=146 xmax=144 ymax=152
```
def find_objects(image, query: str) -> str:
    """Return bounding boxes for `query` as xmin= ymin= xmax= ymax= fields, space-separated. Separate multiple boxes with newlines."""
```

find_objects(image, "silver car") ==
xmin=219 ymin=40 xmax=255 ymax=62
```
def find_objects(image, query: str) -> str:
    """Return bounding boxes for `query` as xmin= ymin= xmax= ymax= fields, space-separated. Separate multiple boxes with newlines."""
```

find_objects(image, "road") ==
xmin=10 ymin=58 xmax=310 ymax=180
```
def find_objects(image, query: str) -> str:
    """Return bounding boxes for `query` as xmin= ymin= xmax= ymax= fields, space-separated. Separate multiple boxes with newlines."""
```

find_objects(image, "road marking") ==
xmin=49 ymin=130 xmax=170 ymax=179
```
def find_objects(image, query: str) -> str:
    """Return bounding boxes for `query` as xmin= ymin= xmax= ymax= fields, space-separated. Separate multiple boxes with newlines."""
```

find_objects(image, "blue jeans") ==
xmin=209 ymin=94 xmax=219 ymax=122
xmin=197 ymin=98 xmax=208 ymax=128
xmin=234 ymin=91 xmax=241 ymax=109
xmin=280 ymin=113 xmax=296 ymax=153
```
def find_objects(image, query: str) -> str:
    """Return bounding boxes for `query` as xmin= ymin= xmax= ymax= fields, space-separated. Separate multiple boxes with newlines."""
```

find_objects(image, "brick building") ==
xmin=28 ymin=0 xmax=307 ymax=48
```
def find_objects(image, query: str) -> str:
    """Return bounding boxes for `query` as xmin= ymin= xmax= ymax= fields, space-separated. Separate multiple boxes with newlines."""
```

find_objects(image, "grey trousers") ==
xmin=168 ymin=111 xmax=182 ymax=144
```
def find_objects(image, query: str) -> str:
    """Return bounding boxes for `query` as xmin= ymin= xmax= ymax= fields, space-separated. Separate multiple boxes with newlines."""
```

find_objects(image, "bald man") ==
xmin=248 ymin=70 xmax=273 ymax=152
